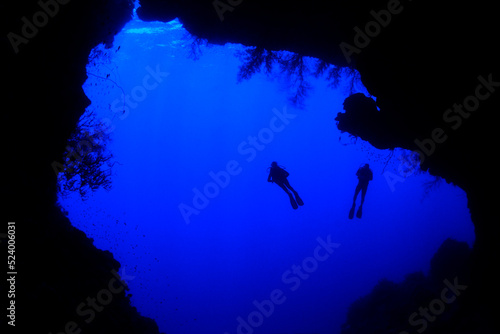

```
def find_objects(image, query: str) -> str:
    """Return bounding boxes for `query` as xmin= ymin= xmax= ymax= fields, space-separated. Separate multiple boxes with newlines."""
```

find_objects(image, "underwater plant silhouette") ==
xmin=57 ymin=111 xmax=115 ymax=200
xmin=235 ymin=46 xmax=361 ymax=106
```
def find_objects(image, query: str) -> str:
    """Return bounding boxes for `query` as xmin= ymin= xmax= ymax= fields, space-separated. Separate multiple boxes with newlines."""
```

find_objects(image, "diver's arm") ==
xmin=267 ymin=173 xmax=273 ymax=182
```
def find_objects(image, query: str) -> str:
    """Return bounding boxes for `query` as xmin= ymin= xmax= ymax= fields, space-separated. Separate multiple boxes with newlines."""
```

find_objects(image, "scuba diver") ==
xmin=349 ymin=163 xmax=373 ymax=219
xmin=267 ymin=161 xmax=304 ymax=209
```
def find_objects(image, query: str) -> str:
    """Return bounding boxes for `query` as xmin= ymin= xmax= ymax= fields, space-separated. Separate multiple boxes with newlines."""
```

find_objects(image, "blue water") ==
xmin=58 ymin=9 xmax=475 ymax=334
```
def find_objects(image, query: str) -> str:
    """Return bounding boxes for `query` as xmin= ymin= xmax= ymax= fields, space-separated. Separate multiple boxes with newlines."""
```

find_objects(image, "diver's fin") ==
xmin=289 ymin=194 xmax=298 ymax=209
xmin=356 ymin=206 xmax=363 ymax=218
xmin=349 ymin=204 xmax=355 ymax=219
xmin=294 ymin=193 xmax=304 ymax=206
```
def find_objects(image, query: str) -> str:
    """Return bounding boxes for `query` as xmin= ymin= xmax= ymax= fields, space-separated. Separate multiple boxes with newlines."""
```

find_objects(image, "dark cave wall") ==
xmin=3 ymin=0 xmax=162 ymax=332
xmin=3 ymin=0 xmax=498 ymax=332
xmin=341 ymin=239 xmax=481 ymax=334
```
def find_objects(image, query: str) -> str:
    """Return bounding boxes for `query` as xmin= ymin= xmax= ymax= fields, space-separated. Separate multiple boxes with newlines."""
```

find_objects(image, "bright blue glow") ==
xmin=58 ymin=13 xmax=475 ymax=334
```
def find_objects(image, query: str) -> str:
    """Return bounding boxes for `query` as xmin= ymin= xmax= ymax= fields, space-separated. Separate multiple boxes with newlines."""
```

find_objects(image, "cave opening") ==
xmin=56 ymin=5 xmax=475 ymax=334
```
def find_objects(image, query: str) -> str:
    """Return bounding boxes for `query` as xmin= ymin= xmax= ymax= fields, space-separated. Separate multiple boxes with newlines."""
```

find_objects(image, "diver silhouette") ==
xmin=267 ymin=161 xmax=304 ymax=209
xmin=349 ymin=163 xmax=373 ymax=219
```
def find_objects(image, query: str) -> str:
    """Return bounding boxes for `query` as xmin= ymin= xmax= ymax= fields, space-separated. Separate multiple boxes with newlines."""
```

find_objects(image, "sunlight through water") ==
xmin=57 ymin=6 xmax=475 ymax=334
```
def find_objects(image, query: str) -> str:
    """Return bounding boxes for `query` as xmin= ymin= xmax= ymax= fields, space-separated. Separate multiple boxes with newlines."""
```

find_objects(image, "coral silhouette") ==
xmin=57 ymin=112 xmax=115 ymax=199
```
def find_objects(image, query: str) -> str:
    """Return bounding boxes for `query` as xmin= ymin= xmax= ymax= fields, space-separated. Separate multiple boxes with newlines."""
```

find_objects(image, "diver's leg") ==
xmin=360 ymin=183 xmax=368 ymax=206
xmin=276 ymin=181 xmax=298 ymax=209
xmin=284 ymin=179 xmax=303 ymax=206
xmin=276 ymin=182 xmax=291 ymax=195
xmin=353 ymin=182 xmax=362 ymax=203
xmin=349 ymin=184 xmax=359 ymax=219
xmin=356 ymin=183 xmax=368 ymax=218
xmin=283 ymin=179 xmax=296 ymax=193
xmin=350 ymin=183 xmax=361 ymax=219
